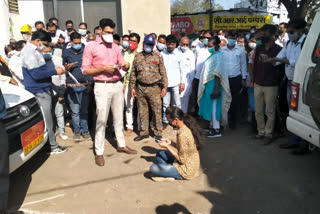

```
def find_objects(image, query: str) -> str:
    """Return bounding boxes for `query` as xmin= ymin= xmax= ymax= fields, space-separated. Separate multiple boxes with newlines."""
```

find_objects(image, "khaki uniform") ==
xmin=131 ymin=51 xmax=168 ymax=136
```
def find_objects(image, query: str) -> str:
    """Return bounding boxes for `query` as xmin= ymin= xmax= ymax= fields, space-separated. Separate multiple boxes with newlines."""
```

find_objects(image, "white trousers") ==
xmin=94 ymin=82 xmax=126 ymax=155
xmin=124 ymin=87 xmax=134 ymax=130
xmin=211 ymin=99 xmax=220 ymax=129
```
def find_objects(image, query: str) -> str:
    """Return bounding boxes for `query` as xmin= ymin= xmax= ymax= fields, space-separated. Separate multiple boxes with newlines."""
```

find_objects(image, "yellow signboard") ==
xmin=212 ymin=15 xmax=272 ymax=30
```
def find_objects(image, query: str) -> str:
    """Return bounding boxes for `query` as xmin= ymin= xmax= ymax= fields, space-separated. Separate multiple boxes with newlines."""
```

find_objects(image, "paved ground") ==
xmin=7 ymin=124 xmax=320 ymax=214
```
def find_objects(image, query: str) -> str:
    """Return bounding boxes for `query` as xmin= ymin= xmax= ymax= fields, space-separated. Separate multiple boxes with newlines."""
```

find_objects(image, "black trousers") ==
xmin=188 ymin=78 xmax=200 ymax=116
xmin=228 ymin=75 xmax=242 ymax=126
xmin=0 ymin=121 xmax=9 ymax=212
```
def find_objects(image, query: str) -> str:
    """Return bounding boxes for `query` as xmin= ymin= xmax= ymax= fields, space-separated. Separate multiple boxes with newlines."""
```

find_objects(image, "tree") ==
xmin=171 ymin=0 xmax=224 ymax=15
xmin=248 ymin=0 xmax=320 ymax=19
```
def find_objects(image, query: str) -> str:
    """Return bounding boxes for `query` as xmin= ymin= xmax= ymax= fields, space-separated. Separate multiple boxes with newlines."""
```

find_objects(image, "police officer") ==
xmin=131 ymin=34 xmax=168 ymax=141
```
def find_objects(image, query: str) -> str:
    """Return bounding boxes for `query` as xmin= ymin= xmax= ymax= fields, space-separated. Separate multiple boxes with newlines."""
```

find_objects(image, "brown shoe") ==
xmin=124 ymin=129 xmax=133 ymax=136
xmin=117 ymin=146 xmax=137 ymax=154
xmin=95 ymin=155 xmax=105 ymax=166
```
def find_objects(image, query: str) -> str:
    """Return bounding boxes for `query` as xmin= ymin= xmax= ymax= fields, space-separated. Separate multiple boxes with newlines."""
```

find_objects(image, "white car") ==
xmin=286 ymin=8 xmax=320 ymax=148
xmin=0 ymin=82 xmax=48 ymax=173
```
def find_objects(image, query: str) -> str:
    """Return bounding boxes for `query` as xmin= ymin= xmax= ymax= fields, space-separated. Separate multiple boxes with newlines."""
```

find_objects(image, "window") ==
xmin=312 ymin=34 xmax=320 ymax=63
xmin=8 ymin=0 xmax=19 ymax=14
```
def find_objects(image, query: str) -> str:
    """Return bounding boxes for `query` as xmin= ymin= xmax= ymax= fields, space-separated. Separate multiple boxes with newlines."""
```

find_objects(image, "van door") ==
xmin=305 ymin=34 xmax=320 ymax=128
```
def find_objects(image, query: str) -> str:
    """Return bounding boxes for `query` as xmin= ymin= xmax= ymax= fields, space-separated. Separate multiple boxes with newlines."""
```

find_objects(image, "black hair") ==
xmin=251 ymin=26 xmax=257 ymax=29
xmin=151 ymin=33 xmax=157 ymax=39
xmin=288 ymin=18 xmax=307 ymax=30
xmin=113 ymin=34 xmax=120 ymax=41
xmin=158 ymin=34 xmax=166 ymax=41
xmin=228 ymin=30 xmax=237 ymax=38
xmin=237 ymin=32 xmax=246 ymax=39
xmin=16 ymin=40 xmax=26 ymax=51
xmin=166 ymin=34 xmax=177 ymax=44
xmin=99 ymin=18 xmax=116 ymax=29
xmin=94 ymin=26 xmax=100 ymax=32
xmin=129 ymin=32 xmax=141 ymax=43
xmin=122 ymin=34 xmax=129 ymax=40
xmin=213 ymin=35 xmax=221 ymax=46
xmin=70 ymin=32 xmax=82 ymax=41
xmin=31 ymin=29 xmax=52 ymax=42
xmin=261 ymin=24 xmax=277 ymax=35
xmin=165 ymin=106 xmax=204 ymax=150
xmin=65 ymin=20 xmax=74 ymax=26
xmin=79 ymin=22 xmax=88 ymax=29
xmin=279 ymin=22 xmax=288 ymax=28
xmin=35 ymin=21 xmax=45 ymax=28
xmin=49 ymin=17 xmax=58 ymax=23
xmin=46 ymin=22 xmax=56 ymax=29
xmin=203 ymin=30 xmax=213 ymax=37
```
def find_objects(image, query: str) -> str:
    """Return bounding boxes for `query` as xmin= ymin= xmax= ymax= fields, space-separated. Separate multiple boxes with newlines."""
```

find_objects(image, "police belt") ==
xmin=137 ymin=80 xmax=160 ymax=87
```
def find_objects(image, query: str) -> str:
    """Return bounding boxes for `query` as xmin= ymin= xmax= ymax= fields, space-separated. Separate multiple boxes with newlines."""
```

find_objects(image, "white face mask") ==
xmin=22 ymin=34 xmax=31 ymax=41
xmin=248 ymin=42 xmax=256 ymax=50
xmin=180 ymin=46 xmax=188 ymax=53
xmin=78 ymin=29 xmax=87 ymax=36
xmin=102 ymin=34 xmax=113 ymax=43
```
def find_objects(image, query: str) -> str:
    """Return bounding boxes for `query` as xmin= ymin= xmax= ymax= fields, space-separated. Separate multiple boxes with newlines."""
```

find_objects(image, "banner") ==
xmin=212 ymin=15 xmax=272 ymax=30
xmin=171 ymin=15 xmax=272 ymax=37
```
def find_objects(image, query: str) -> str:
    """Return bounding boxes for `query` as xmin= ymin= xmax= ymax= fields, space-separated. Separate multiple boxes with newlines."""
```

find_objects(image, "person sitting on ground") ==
xmin=149 ymin=106 xmax=203 ymax=181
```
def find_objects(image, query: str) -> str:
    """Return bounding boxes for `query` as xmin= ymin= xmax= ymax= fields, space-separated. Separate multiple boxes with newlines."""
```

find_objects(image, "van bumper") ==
xmin=287 ymin=116 xmax=320 ymax=147
xmin=9 ymin=131 xmax=48 ymax=173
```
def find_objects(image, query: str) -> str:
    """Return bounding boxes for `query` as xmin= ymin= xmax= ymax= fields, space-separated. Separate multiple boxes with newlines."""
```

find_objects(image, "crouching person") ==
xmin=149 ymin=106 xmax=203 ymax=181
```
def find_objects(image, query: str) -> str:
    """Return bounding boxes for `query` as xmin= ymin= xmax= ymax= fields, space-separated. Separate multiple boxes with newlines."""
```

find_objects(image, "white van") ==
xmin=0 ymin=82 xmax=48 ymax=173
xmin=287 ymin=9 xmax=320 ymax=148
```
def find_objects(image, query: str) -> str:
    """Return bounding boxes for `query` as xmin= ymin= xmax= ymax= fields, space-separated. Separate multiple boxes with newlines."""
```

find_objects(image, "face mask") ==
xmin=73 ymin=44 xmax=82 ymax=50
xmin=156 ymin=43 xmax=166 ymax=51
xmin=203 ymin=38 xmax=209 ymax=46
xmin=278 ymin=30 xmax=284 ymax=35
xmin=250 ymin=30 xmax=255 ymax=34
xmin=228 ymin=39 xmax=236 ymax=47
xmin=191 ymin=48 xmax=196 ymax=52
xmin=102 ymin=34 xmax=113 ymax=43
xmin=22 ymin=34 xmax=31 ymax=41
xmin=37 ymin=44 xmax=45 ymax=51
xmin=67 ymin=28 xmax=73 ymax=32
xmin=180 ymin=46 xmax=188 ymax=53
xmin=43 ymin=52 xmax=52 ymax=60
xmin=288 ymin=32 xmax=299 ymax=42
xmin=167 ymin=47 xmax=175 ymax=53
xmin=129 ymin=41 xmax=138 ymax=51
xmin=122 ymin=40 xmax=129 ymax=48
xmin=78 ymin=29 xmax=87 ymax=36
xmin=248 ymin=42 xmax=256 ymax=49
xmin=144 ymin=44 xmax=153 ymax=53
xmin=261 ymin=36 xmax=271 ymax=44
xmin=96 ymin=35 xmax=100 ymax=39
xmin=49 ymin=32 xmax=56 ymax=37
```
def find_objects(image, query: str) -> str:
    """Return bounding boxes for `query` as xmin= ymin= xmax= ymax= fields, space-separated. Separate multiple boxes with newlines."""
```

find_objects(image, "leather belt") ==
xmin=137 ymin=80 xmax=160 ymax=87
xmin=67 ymin=82 xmax=88 ymax=87
xmin=95 ymin=79 xmax=120 ymax=84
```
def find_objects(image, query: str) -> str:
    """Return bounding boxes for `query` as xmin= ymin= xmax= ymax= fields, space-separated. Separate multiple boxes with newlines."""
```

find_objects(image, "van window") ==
xmin=312 ymin=34 xmax=320 ymax=63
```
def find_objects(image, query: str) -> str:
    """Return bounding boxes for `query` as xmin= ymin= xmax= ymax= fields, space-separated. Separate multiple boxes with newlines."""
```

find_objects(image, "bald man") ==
xmin=177 ymin=36 xmax=196 ymax=114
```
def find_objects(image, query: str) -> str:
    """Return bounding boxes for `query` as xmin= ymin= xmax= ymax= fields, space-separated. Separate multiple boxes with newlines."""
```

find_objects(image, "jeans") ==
xmin=35 ymin=91 xmax=58 ymax=150
xmin=52 ymin=95 xmax=65 ymax=134
xmin=287 ymin=80 xmax=292 ymax=105
xmin=67 ymin=87 xmax=90 ymax=133
xmin=163 ymin=85 xmax=181 ymax=123
xmin=0 ymin=121 xmax=9 ymax=212
xmin=150 ymin=151 xmax=183 ymax=180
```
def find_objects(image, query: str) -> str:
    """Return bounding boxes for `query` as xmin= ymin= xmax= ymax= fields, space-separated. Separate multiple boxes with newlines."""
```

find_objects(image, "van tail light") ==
xmin=290 ymin=82 xmax=300 ymax=111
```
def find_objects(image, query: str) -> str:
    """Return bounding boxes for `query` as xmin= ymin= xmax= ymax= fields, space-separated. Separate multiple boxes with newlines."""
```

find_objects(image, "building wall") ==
xmin=0 ymin=0 xmax=10 ymax=57
xmin=121 ymin=0 xmax=171 ymax=45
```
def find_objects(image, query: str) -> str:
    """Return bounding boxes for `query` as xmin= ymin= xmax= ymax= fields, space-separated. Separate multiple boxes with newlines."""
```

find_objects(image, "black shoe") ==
xmin=163 ymin=123 xmax=168 ymax=130
xmin=73 ymin=132 xmax=81 ymax=142
xmin=279 ymin=143 xmax=299 ymax=149
xmin=261 ymin=137 xmax=273 ymax=145
xmin=207 ymin=130 xmax=222 ymax=138
xmin=134 ymin=135 xmax=149 ymax=141
xmin=154 ymin=135 xmax=162 ymax=141
xmin=291 ymin=148 xmax=311 ymax=155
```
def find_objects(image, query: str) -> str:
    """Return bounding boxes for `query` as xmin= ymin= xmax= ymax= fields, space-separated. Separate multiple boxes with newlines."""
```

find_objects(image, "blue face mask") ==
xmin=73 ymin=44 xmax=82 ymax=50
xmin=203 ymin=38 xmax=209 ymax=46
xmin=43 ymin=52 xmax=52 ymax=60
xmin=156 ymin=43 xmax=166 ymax=51
xmin=144 ymin=44 xmax=153 ymax=53
xmin=228 ymin=39 xmax=236 ymax=47
xmin=122 ymin=41 xmax=129 ymax=48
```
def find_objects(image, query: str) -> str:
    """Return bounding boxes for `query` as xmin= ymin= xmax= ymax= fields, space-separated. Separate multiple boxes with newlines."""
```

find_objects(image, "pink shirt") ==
xmin=81 ymin=37 xmax=125 ymax=81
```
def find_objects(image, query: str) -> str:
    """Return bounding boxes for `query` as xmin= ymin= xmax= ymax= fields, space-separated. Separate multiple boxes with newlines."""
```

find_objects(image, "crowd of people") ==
xmin=0 ymin=15 xmax=314 ymax=197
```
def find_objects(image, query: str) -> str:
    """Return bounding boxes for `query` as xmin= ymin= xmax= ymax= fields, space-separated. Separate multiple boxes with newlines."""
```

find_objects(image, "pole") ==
xmin=80 ymin=0 xmax=85 ymax=22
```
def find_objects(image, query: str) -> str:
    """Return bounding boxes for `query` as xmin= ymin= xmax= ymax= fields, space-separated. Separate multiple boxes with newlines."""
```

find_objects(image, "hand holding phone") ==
xmin=154 ymin=136 xmax=162 ymax=143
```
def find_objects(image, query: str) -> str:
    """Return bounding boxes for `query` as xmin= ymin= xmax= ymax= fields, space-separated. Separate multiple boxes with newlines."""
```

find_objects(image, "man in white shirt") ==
xmin=161 ymin=35 xmax=185 ymax=123
xmin=177 ymin=36 xmax=195 ymax=114
xmin=8 ymin=40 xmax=26 ymax=88
xmin=220 ymin=30 xmax=247 ymax=129
xmin=275 ymin=22 xmax=289 ymax=47
xmin=267 ymin=19 xmax=308 ymax=155
xmin=189 ymin=30 xmax=212 ymax=116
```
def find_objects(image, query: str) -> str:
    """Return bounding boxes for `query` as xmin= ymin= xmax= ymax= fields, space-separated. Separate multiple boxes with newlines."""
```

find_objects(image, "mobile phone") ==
xmin=154 ymin=136 xmax=162 ymax=143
